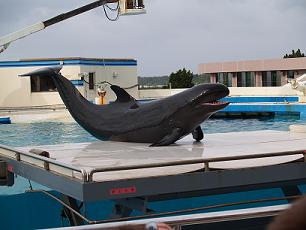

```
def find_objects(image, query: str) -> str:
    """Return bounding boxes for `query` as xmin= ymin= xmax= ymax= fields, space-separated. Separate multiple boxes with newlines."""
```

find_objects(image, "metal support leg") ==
xmin=6 ymin=171 xmax=14 ymax=186
xmin=111 ymin=204 xmax=133 ymax=219
xmin=61 ymin=195 xmax=84 ymax=226
xmin=111 ymin=197 xmax=155 ymax=218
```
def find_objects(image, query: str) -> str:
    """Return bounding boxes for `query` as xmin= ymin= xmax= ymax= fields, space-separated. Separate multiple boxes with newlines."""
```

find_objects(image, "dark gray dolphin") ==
xmin=21 ymin=66 xmax=230 ymax=146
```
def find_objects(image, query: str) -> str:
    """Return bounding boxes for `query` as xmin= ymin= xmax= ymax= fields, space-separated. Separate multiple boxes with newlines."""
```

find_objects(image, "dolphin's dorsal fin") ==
xmin=111 ymin=85 xmax=135 ymax=103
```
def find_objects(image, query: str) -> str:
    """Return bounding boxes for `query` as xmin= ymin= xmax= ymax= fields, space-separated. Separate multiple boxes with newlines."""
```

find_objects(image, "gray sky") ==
xmin=0 ymin=0 xmax=306 ymax=76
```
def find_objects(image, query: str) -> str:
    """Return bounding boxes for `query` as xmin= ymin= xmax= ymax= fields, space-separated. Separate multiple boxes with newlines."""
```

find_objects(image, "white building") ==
xmin=0 ymin=57 xmax=138 ymax=109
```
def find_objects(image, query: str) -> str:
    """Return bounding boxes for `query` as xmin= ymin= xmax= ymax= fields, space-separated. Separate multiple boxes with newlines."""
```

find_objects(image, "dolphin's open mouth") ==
xmin=190 ymin=84 xmax=230 ymax=110
xmin=196 ymin=90 xmax=229 ymax=107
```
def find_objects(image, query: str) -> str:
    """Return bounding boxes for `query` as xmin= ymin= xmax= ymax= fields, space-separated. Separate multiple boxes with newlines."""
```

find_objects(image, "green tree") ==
xmin=168 ymin=68 xmax=194 ymax=89
xmin=284 ymin=49 xmax=305 ymax=58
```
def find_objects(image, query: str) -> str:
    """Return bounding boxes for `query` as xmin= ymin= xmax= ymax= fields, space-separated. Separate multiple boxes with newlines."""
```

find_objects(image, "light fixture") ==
xmin=119 ymin=0 xmax=146 ymax=16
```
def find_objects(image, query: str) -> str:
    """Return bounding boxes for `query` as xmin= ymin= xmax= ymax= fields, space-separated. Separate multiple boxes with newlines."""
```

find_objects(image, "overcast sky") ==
xmin=0 ymin=0 xmax=306 ymax=76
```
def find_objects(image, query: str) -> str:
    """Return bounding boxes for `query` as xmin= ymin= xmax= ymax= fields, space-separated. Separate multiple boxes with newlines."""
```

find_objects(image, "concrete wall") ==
xmin=229 ymin=86 xmax=301 ymax=96
xmin=139 ymin=86 xmax=301 ymax=99
xmin=138 ymin=89 xmax=181 ymax=99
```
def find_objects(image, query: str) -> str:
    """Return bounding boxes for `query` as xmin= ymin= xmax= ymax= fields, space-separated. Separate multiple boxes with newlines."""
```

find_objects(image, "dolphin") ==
xmin=21 ymin=66 xmax=229 ymax=146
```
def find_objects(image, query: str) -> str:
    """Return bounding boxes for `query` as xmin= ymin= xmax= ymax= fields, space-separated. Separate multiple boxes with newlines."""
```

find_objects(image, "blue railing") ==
xmin=224 ymin=96 xmax=299 ymax=103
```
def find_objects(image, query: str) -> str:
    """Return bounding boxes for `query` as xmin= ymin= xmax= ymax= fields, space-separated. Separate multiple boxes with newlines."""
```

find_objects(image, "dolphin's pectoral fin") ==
xmin=111 ymin=85 xmax=136 ymax=103
xmin=150 ymin=128 xmax=182 ymax=147
xmin=192 ymin=126 xmax=204 ymax=142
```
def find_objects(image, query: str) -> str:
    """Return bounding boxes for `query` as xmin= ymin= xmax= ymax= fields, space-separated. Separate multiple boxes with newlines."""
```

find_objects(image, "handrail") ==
xmin=0 ymin=144 xmax=88 ymax=181
xmin=87 ymin=149 xmax=306 ymax=182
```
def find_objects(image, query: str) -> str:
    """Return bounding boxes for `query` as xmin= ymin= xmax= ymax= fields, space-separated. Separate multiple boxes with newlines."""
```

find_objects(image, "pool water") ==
xmin=0 ymin=121 xmax=96 ymax=147
xmin=0 ymin=116 xmax=304 ymax=147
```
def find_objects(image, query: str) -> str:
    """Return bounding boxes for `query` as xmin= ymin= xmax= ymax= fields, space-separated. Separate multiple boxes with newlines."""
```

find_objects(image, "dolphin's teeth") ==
xmin=201 ymin=100 xmax=229 ymax=106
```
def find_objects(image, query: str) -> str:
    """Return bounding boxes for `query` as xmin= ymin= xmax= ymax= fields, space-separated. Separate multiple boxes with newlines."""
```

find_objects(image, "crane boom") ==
xmin=0 ymin=22 xmax=45 ymax=53
xmin=0 ymin=0 xmax=118 ymax=54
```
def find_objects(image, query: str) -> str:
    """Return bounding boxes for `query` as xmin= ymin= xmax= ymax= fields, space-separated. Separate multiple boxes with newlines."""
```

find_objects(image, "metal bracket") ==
xmin=0 ymin=43 xmax=9 ymax=54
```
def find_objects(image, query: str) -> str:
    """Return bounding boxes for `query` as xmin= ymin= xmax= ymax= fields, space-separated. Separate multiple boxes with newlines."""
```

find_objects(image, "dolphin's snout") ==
xmin=217 ymin=84 xmax=230 ymax=96
xmin=195 ymin=83 xmax=229 ymax=98
xmin=209 ymin=83 xmax=229 ymax=93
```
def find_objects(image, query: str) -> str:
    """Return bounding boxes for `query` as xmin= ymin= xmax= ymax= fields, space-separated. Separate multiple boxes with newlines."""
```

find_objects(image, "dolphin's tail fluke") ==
xmin=20 ymin=66 xmax=110 ymax=139
xmin=19 ymin=66 xmax=62 ymax=78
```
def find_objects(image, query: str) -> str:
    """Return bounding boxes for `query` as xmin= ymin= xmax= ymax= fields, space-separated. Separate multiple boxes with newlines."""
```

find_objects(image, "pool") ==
xmin=0 ymin=117 xmax=304 ymax=147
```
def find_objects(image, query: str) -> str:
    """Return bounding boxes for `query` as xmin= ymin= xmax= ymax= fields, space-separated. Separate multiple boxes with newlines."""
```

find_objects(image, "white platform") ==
xmin=19 ymin=130 xmax=306 ymax=182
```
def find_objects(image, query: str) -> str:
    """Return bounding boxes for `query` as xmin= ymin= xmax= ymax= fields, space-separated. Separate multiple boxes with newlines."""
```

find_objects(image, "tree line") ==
xmin=284 ymin=49 xmax=305 ymax=58
xmin=139 ymin=68 xmax=201 ymax=89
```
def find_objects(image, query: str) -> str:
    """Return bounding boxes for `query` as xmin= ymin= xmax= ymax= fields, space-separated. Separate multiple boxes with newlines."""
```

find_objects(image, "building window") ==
xmin=228 ymin=73 xmax=234 ymax=87
xmin=237 ymin=72 xmax=243 ymax=87
xmin=224 ymin=73 xmax=232 ymax=87
xmin=217 ymin=73 xmax=232 ymax=87
xmin=236 ymin=72 xmax=255 ymax=87
xmin=30 ymin=76 xmax=57 ymax=92
xmin=271 ymin=71 xmax=277 ymax=86
xmin=288 ymin=70 xmax=294 ymax=79
xmin=271 ymin=71 xmax=281 ymax=86
xmin=262 ymin=71 xmax=281 ymax=87
xmin=245 ymin=72 xmax=255 ymax=87
xmin=88 ymin=72 xmax=95 ymax=90
xmin=216 ymin=73 xmax=222 ymax=84
xmin=262 ymin=72 xmax=268 ymax=87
